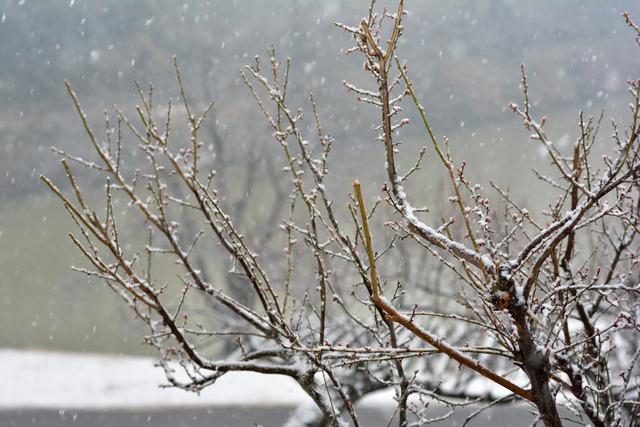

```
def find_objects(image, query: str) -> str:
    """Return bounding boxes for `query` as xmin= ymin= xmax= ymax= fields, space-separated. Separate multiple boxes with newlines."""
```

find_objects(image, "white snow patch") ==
xmin=0 ymin=349 xmax=313 ymax=409
xmin=4 ymin=350 xmax=522 ymax=412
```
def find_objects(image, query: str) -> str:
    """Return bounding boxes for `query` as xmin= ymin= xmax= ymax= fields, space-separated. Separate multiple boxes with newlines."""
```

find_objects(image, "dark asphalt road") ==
xmin=1 ymin=405 xmax=583 ymax=426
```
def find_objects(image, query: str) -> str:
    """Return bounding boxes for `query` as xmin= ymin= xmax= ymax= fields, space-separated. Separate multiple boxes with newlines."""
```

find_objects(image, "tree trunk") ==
xmin=512 ymin=305 xmax=563 ymax=427
xmin=500 ymin=271 xmax=563 ymax=427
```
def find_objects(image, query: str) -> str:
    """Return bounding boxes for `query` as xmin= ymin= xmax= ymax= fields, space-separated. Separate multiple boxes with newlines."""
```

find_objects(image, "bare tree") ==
xmin=43 ymin=2 xmax=640 ymax=426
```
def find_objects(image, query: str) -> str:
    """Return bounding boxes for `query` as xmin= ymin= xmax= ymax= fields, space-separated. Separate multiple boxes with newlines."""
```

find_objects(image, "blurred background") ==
xmin=1 ymin=0 xmax=638 ymax=358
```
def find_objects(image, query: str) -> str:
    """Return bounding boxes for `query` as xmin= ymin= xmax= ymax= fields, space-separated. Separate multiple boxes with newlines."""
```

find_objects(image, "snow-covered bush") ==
xmin=43 ymin=2 xmax=640 ymax=426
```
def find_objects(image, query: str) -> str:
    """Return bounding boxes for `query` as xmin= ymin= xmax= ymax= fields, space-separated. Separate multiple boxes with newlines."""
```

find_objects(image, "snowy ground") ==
xmin=0 ymin=349 xmax=315 ymax=409
xmin=1 ymin=349 xmax=552 ymax=426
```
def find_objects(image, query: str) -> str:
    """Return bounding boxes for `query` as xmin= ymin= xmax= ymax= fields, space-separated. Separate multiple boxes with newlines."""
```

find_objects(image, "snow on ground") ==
xmin=1 ymin=348 xmax=514 ymax=412
xmin=0 ymin=349 xmax=315 ymax=409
